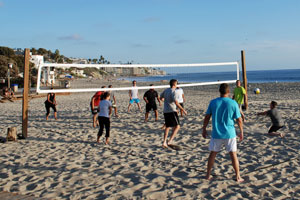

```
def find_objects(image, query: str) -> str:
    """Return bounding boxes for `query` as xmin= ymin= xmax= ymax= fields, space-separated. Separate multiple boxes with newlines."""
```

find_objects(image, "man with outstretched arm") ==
xmin=202 ymin=83 xmax=244 ymax=182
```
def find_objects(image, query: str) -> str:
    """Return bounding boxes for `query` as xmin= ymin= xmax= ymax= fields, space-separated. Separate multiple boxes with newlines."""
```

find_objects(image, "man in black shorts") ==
xmin=257 ymin=101 xmax=284 ymax=137
xmin=160 ymin=79 xmax=187 ymax=148
xmin=143 ymin=84 xmax=161 ymax=122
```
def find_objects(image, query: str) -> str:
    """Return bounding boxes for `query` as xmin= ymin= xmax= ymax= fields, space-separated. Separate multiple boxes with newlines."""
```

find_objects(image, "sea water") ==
xmin=124 ymin=69 xmax=300 ymax=83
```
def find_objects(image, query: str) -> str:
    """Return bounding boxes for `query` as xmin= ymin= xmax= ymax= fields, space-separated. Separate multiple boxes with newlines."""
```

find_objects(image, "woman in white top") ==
xmin=97 ymin=92 xmax=112 ymax=145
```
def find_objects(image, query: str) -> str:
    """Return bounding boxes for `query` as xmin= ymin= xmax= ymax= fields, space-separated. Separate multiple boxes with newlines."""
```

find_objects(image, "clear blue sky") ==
xmin=1 ymin=0 xmax=300 ymax=70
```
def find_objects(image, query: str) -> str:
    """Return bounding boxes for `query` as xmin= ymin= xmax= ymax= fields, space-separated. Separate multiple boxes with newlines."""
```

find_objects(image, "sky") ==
xmin=0 ymin=0 xmax=300 ymax=71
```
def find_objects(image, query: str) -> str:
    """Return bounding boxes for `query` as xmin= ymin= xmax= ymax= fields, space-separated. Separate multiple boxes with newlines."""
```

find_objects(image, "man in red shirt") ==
xmin=91 ymin=86 xmax=106 ymax=127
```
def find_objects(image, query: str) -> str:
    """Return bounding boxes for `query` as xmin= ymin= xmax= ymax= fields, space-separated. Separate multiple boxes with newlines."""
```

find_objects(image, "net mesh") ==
xmin=36 ymin=62 xmax=240 ymax=94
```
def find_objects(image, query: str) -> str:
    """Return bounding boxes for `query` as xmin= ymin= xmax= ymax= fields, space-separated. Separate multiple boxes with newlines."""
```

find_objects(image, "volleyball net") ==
xmin=36 ymin=62 xmax=240 ymax=94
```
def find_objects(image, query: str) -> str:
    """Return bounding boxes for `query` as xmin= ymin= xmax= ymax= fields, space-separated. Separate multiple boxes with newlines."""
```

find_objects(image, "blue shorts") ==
xmin=129 ymin=98 xmax=140 ymax=104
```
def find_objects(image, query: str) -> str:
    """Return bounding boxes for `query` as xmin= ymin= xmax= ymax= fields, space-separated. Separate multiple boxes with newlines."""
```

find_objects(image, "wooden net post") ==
xmin=22 ymin=48 xmax=30 ymax=138
xmin=241 ymin=50 xmax=248 ymax=110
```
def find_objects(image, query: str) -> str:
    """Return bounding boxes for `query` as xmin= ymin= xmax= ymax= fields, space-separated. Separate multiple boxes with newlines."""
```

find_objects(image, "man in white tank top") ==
xmin=128 ymin=80 xmax=142 ymax=112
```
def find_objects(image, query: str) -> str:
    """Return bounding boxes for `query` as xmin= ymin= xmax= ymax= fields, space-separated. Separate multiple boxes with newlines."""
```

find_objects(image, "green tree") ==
xmin=0 ymin=46 xmax=15 ymax=57
xmin=31 ymin=48 xmax=37 ymax=55
xmin=37 ymin=48 xmax=48 ymax=55
xmin=92 ymin=58 xmax=98 ymax=64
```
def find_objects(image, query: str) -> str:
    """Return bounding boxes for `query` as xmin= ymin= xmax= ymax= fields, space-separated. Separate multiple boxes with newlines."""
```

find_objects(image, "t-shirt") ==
xmin=233 ymin=87 xmax=246 ymax=105
xmin=144 ymin=90 xmax=158 ymax=105
xmin=175 ymin=88 xmax=184 ymax=103
xmin=92 ymin=91 xmax=102 ymax=106
xmin=99 ymin=100 xmax=112 ymax=118
xmin=130 ymin=87 xmax=138 ymax=99
xmin=267 ymin=108 xmax=283 ymax=126
xmin=160 ymin=88 xmax=177 ymax=113
xmin=206 ymin=97 xmax=241 ymax=139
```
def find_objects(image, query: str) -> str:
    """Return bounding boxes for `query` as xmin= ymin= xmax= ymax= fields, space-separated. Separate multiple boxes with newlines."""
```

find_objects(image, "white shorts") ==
xmin=209 ymin=138 xmax=237 ymax=152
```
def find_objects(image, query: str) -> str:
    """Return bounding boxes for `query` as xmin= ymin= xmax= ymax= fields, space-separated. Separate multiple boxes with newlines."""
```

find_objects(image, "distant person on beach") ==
xmin=257 ymin=101 xmax=284 ymax=137
xmin=108 ymin=85 xmax=119 ymax=118
xmin=128 ymin=80 xmax=142 ymax=112
xmin=91 ymin=86 xmax=106 ymax=127
xmin=175 ymin=86 xmax=186 ymax=117
xmin=202 ymin=83 xmax=244 ymax=182
xmin=45 ymin=88 xmax=57 ymax=120
xmin=143 ymin=84 xmax=161 ymax=122
xmin=2 ymin=87 xmax=14 ymax=99
xmin=97 ymin=92 xmax=112 ymax=145
xmin=160 ymin=79 xmax=187 ymax=148
xmin=233 ymin=80 xmax=247 ymax=121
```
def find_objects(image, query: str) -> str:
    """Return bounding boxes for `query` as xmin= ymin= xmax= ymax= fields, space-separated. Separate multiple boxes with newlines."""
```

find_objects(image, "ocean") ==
xmin=123 ymin=69 xmax=300 ymax=83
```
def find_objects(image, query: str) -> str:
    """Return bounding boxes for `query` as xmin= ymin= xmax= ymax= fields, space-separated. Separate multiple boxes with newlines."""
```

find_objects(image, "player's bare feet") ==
xmin=236 ymin=177 xmax=244 ymax=183
xmin=162 ymin=143 xmax=168 ymax=148
xmin=280 ymin=133 xmax=285 ymax=138
xmin=105 ymin=138 xmax=110 ymax=145
xmin=205 ymin=175 xmax=212 ymax=180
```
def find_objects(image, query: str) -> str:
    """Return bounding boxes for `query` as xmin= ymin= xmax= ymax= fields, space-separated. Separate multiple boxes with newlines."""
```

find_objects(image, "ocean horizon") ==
xmin=122 ymin=68 xmax=300 ymax=83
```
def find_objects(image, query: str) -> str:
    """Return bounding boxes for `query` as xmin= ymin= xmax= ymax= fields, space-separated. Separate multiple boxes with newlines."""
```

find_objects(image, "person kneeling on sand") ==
xmin=97 ymin=92 xmax=112 ymax=145
xmin=202 ymin=83 xmax=244 ymax=182
xmin=257 ymin=101 xmax=284 ymax=138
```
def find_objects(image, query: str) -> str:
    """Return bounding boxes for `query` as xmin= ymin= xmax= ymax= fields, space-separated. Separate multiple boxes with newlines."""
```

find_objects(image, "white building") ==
xmin=30 ymin=54 xmax=55 ymax=85
xmin=30 ymin=54 xmax=44 ymax=68
xmin=71 ymin=69 xmax=86 ymax=77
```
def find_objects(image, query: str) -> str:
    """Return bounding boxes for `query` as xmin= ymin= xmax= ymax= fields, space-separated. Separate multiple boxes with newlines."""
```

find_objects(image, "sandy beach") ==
xmin=0 ymin=81 xmax=300 ymax=199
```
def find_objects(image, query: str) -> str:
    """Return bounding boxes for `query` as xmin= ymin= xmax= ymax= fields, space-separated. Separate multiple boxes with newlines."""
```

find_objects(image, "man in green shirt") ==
xmin=233 ymin=80 xmax=247 ymax=121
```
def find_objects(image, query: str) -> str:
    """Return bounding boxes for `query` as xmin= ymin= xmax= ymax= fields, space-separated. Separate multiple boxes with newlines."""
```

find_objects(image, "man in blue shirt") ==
xmin=202 ymin=83 xmax=244 ymax=182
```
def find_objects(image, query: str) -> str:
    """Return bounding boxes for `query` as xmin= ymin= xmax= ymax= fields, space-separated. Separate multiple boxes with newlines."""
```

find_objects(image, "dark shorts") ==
xmin=91 ymin=105 xmax=99 ymax=115
xmin=164 ymin=112 xmax=180 ymax=128
xmin=180 ymin=103 xmax=184 ymax=108
xmin=146 ymin=103 xmax=157 ymax=112
xmin=268 ymin=125 xmax=284 ymax=133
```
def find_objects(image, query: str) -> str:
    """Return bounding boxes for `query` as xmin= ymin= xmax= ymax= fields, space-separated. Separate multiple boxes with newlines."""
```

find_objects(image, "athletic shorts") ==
xmin=164 ymin=112 xmax=180 ymax=128
xmin=238 ymin=104 xmax=243 ymax=112
xmin=112 ymin=103 xmax=117 ymax=108
xmin=209 ymin=138 xmax=237 ymax=152
xmin=146 ymin=103 xmax=157 ymax=112
xmin=268 ymin=125 xmax=283 ymax=133
xmin=91 ymin=107 xmax=99 ymax=115
xmin=129 ymin=98 xmax=140 ymax=104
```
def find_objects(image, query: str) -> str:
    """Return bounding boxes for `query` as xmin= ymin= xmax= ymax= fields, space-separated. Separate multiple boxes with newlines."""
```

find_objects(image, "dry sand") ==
xmin=0 ymin=81 xmax=300 ymax=199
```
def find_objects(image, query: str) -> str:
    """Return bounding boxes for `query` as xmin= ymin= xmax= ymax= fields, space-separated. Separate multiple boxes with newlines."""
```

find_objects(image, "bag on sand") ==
xmin=7 ymin=127 xmax=17 ymax=141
